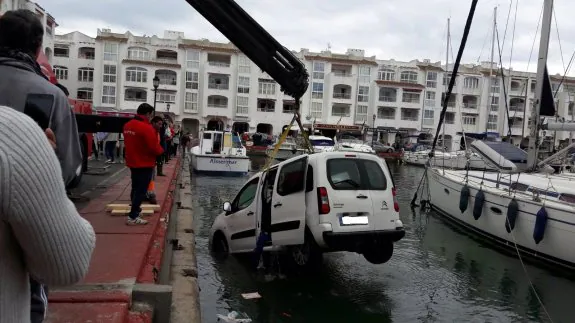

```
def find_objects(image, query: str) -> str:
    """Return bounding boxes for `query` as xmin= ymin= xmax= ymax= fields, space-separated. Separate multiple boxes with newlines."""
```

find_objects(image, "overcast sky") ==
xmin=42 ymin=0 xmax=575 ymax=76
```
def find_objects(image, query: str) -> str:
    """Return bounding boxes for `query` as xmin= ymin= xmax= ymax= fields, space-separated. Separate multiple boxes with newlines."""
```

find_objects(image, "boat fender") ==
xmin=459 ymin=185 xmax=470 ymax=213
xmin=505 ymin=198 xmax=519 ymax=233
xmin=533 ymin=207 xmax=548 ymax=244
xmin=473 ymin=189 xmax=485 ymax=220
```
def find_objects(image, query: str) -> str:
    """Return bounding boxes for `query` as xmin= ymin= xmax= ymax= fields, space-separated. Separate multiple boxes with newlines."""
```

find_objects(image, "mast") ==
xmin=443 ymin=18 xmax=449 ymax=151
xmin=526 ymin=0 xmax=554 ymax=169
xmin=485 ymin=7 xmax=497 ymax=132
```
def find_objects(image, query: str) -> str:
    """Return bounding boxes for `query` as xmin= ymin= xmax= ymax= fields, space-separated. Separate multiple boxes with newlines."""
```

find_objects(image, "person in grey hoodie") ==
xmin=0 ymin=10 xmax=85 ymax=323
xmin=0 ymin=9 xmax=83 ymax=189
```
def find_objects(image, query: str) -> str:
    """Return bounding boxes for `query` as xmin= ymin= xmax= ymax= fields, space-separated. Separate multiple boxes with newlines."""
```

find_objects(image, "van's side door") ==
xmin=226 ymin=176 xmax=260 ymax=252
xmin=270 ymin=155 xmax=308 ymax=246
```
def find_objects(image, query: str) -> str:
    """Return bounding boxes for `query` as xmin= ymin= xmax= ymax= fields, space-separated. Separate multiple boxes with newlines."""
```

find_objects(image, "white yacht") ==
xmin=267 ymin=137 xmax=305 ymax=161
xmin=190 ymin=130 xmax=250 ymax=176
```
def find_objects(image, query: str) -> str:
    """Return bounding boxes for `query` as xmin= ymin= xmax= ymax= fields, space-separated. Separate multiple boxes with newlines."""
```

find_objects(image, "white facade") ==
xmin=0 ymin=0 xmax=57 ymax=62
xmin=50 ymin=28 xmax=575 ymax=146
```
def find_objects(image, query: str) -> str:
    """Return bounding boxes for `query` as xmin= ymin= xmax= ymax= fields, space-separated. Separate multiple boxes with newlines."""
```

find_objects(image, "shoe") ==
xmin=126 ymin=217 xmax=148 ymax=225
xmin=106 ymin=159 xmax=112 ymax=163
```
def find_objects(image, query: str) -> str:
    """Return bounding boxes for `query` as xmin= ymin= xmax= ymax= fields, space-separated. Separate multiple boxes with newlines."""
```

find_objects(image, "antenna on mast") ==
xmin=327 ymin=43 xmax=332 ymax=51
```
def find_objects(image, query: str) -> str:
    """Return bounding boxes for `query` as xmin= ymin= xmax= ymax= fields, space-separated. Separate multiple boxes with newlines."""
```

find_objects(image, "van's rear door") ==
xmin=270 ymin=155 xmax=308 ymax=246
xmin=365 ymin=157 xmax=398 ymax=231
xmin=323 ymin=154 xmax=375 ymax=232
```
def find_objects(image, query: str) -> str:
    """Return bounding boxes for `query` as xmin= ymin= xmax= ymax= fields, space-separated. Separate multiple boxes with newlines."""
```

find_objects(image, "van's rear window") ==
xmin=326 ymin=159 xmax=387 ymax=190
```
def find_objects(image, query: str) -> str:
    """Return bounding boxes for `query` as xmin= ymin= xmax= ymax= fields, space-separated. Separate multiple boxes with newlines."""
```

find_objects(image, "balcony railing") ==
xmin=378 ymin=114 xmax=395 ymax=120
xmin=424 ymin=99 xmax=435 ymax=107
xmin=379 ymin=96 xmax=396 ymax=102
xmin=207 ymin=103 xmax=228 ymax=108
xmin=333 ymin=93 xmax=351 ymax=99
xmin=125 ymin=97 xmax=147 ymax=102
xmin=463 ymin=103 xmax=478 ymax=109
xmin=236 ymin=106 xmax=249 ymax=114
xmin=208 ymin=83 xmax=230 ymax=90
xmin=208 ymin=61 xmax=230 ymax=67
xmin=402 ymin=98 xmax=420 ymax=104
xmin=332 ymin=111 xmax=350 ymax=117
xmin=355 ymin=114 xmax=367 ymax=123
xmin=401 ymin=116 xmax=419 ymax=121
xmin=332 ymin=71 xmax=352 ymax=77
xmin=510 ymin=105 xmax=524 ymax=112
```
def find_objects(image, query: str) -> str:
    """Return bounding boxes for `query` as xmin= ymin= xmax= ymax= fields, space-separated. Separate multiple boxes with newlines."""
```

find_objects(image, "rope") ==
xmin=430 ymin=0 xmax=479 ymax=156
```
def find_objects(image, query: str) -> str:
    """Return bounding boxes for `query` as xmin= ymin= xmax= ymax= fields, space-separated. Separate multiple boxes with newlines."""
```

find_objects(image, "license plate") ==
xmin=340 ymin=215 xmax=369 ymax=225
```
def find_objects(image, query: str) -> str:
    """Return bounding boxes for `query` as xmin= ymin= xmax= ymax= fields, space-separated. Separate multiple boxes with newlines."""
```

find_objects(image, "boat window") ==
xmin=305 ymin=165 xmax=314 ymax=192
xmin=203 ymin=133 xmax=211 ymax=139
xmin=213 ymin=133 xmax=222 ymax=153
xmin=232 ymin=177 xmax=260 ymax=212
xmin=326 ymin=159 xmax=387 ymax=190
xmin=310 ymin=139 xmax=334 ymax=147
xmin=510 ymin=182 xmax=529 ymax=191
xmin=277 ymin=157 xmax=307 ymax=196
xmin=559 ymin=193 xmax=575 ymax=203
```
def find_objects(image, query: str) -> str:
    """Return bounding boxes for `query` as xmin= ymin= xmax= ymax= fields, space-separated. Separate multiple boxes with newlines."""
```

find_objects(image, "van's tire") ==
xmin=211 ymin=231 xmax=229 ymax=259
xmin=288 ymin=228 xmax=322 ymax=270
xmin=363 ymin=240 xmax=393 ymax=265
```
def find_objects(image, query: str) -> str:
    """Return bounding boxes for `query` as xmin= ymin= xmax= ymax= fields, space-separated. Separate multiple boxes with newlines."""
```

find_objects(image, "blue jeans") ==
xmin=129 ymin=168 xmax=154 ymax=219
xmin=105 ymin=141 xmax=116 ymax=161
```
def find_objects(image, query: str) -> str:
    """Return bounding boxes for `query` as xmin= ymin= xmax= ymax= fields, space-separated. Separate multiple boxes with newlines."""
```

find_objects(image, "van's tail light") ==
xmin=392 ymin=187 xmax=400 ymax=212
xmin=317 ymin=187 xmax=331 ymax=214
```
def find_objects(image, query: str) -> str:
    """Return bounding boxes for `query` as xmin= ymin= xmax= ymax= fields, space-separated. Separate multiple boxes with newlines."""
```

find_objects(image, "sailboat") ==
xmin=424 ymin=0 xmax=575 ymax=269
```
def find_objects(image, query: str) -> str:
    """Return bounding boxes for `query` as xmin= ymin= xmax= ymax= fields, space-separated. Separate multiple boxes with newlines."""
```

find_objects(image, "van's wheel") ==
xmin=363 ymin=240 xmax=393 ymax=264
xmin=288 ymin=229 xmax=322 ymax=269
xmin=211 ymin=232 xmax=229 ymax=259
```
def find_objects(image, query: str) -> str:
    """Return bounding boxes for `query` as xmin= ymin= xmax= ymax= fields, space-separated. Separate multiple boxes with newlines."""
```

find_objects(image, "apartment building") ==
xmin=0 ymin=0 xmax=57 ymax=61
xmin=50 ymin=27 xmax=575 ymax=148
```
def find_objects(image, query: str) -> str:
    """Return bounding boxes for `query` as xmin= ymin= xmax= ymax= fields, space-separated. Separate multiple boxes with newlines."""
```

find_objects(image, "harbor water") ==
xmin=190 ymin=159 xmax=573 ymax=323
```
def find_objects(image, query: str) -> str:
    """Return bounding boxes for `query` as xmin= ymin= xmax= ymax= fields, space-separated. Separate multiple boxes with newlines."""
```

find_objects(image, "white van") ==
xmin=209 ymin=151 xmax=405 ymax=267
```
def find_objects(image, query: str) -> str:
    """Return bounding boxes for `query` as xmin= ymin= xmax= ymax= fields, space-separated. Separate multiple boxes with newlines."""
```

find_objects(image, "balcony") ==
xmin=207 ymin=95 xmax=228 ymax=109
xmin=156 ymin=49 xmax=178 ymax=63
xmin=206 ymin=53 xmax=232 ymax=74
xmin=400 ymin=108 xmax=420 ymax=128
xmin=155 ymin=70 xmax=178 ymax=90
xmin=332 ymin=84 xmax=352 ymax=102
xmin=379 ymin=87 xmax=397 ymax=102
xmin=462 ymin=95 xmax=479 ymax=110
xmin=510 ymin=97 xmax=525 ymax=112
xmin=257 ymin=99 xmax=275 ymax=113
xmin=402 ymin=89 xmax=421 ymax=108
xmin=377 ymin=107 xmax=396 ymax=120
xmin=207 ymin=73 xmax=230 ymax=91
xmin=78 ymin=47 xmax=95 ymax=60
xmin=124 ymin=88 xmax=148 ymax=102
xmin=442 ymin=93 xmax=457 ymax=108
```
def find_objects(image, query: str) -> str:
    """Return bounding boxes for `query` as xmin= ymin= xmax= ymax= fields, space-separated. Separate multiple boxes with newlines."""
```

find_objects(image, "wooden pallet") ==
xmin=107 ymin=204 xmax=160 ymax=216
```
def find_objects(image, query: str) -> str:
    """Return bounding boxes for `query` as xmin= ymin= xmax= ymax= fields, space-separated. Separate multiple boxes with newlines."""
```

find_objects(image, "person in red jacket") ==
xmin=123 ymin=103 xmax=164 ymax=225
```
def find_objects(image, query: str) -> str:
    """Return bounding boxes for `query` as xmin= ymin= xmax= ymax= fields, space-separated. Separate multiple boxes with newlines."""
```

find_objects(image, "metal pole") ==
xmin=527 ymin=0 xmax=554 ymax=169
xmin=153 ymin=89 xmax=158 ymax=116
xmin=521 ymin=79 xmax=529 ymax=139
xmin=442 ymin=18 xmax=449 ymax=152
xmin=485 ymin=6 xmax=497 ymax=132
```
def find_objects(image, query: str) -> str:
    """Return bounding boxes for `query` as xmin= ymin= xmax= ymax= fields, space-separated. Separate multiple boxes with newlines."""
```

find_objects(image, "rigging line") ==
xmin=495 ymin=27 xmax=512 ymax=138
xmin=430 ymin=0 xmax=479 ymax=155
xmin=476 ymin=16 xmax=492 ymax=63
xmin=518 ymin=2 xmax=543 ymax=99
xmin=507 ymin=0 xmax=519 ymax=70
xmin=500 ymin=0 xmax=514 ymax=53
xmin=553 ymin=8 xmax=566 ymax=73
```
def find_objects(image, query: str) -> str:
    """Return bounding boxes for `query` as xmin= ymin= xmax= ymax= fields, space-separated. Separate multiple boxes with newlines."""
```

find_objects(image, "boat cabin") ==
xmin=199 ymin=130 xmax=243 ymax=155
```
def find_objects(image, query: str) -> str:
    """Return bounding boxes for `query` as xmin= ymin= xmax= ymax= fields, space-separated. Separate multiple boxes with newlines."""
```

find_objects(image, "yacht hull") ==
xmin=190 ymin=154 xmax=250 ymax=176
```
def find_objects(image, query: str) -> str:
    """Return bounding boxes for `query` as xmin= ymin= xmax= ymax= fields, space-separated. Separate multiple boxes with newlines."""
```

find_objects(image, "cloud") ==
xmin=43 ymin=0 xmax=575 ymax=75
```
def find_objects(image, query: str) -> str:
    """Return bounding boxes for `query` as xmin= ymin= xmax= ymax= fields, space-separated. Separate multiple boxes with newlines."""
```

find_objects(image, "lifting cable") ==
xmin=261 ymin=98 xmax=314 ymax=171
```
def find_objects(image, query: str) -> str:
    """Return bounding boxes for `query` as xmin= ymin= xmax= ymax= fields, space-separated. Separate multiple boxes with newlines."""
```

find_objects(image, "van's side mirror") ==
xmin=223 ymin=201 xmax=232 ymax=212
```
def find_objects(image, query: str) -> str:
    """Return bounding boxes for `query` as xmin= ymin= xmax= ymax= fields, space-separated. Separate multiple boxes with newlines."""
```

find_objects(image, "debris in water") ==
xmin=241 ymin=292 xmax=261 ymax=300
xmin=216 ymin=311 xmax=252 ymax=323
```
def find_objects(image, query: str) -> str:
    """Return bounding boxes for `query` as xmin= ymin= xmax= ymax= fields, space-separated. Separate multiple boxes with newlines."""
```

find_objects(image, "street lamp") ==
xmin=152 ymin=76 xmax=160 ymax=116
xmin=166 ymin=103 xmax=170 ymax=113
xmin=372 ymin=114 xmax=377 ymax=144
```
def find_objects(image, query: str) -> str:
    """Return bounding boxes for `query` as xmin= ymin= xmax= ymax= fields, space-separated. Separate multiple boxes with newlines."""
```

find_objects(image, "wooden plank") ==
xmin=106 ymin=204 xmax=160 ymax=211
xmin=110 ymin=209 xmax=155 ymax=216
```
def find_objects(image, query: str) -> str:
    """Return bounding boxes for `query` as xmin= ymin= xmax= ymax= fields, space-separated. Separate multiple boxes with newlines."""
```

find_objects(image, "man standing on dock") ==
xmin=123 ymin=103 xmax=164 ymax=225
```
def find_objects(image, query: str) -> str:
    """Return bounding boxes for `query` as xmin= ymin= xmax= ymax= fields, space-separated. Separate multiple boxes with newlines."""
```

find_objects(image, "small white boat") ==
xmin=309 ymin=135 xmax=335 ymax=153
xmin=190 ymin=130 xmax=249 ymax=176
xmin=334 ymin=138 xmax=376 ymax=154
xmin=267 ymin=137 xmax=305 ymax=161
xmin=403 ymin=146 xmax=496 ymax=170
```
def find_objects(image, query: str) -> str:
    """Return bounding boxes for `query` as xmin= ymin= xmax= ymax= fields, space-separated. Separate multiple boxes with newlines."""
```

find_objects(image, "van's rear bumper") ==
xmin=322 ymin=229 xmax=405 ymax=252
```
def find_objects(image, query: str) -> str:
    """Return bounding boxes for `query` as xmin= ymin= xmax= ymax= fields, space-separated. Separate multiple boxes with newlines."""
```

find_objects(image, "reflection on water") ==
xmin=191 ymin=159 xmax=571 ymax=323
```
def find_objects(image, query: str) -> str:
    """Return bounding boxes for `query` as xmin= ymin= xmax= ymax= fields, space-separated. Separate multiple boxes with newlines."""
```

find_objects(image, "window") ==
xmin=327 ymin=159 xmax=387 ymax=190
xmin=312 ymin=82 xmax=323 ymax=99
xmin=185 ymin=72 xmax=199 ymax=89
xmin=236 ymin=96 xmax=249 ymax=114
xmin=356 ymin=105 xmax=368 ymax=122
xmin=128 ymin=47 xmax=149 ymax=60
xmin=462 ymin=114 xmax=477 ymax=125
xmin=125 ymin=67 xmax=147 ymax=83
xmin=186 ymin=50 xmax=200 ymax=69
xmin=103 ymin=42 xmax=118 ymax=61
xmin=277 ymin=158 xmax=307 ymax=196
xmin=238 ymin=76 xmax=250 ymax=94
xmin=157 ymin=90 xmax=176 ymax=103
xmin=425 ymin=91 xmax=436 ymax=107
xmin=312 ymin=62 xmax=325 ymax=79
xmin=103 ymin=65 xmax=117 ymax=83
xmin=445 ymin=112 xmax=455 ymax=124
xmin=426 ymin=72 xmax=438 ymax=88
xmin=102 ymin=85 xmax=116 ymax=104
xmin=357 ymin=86 xmax=369 ymax=102
xmin=78 ymin=67 xmax=94 ymax=82
xmin=443 ymin=73 xmax=455 ymax=86
xmin=331 ymin=105 xmax=350 ymax=117
xmin=77 ymin=88 xmax=93 ymax=101
xmin=490 ymin=78 xmax=500 ymax=93
xmin=311 ymin=102 xmax=322 ymax=118
xmin=124 ymin=89 xmax=147 ymax=102
xmin=54 ymin=46 xmax=69 ymax=58
xmin=464 ymin=77 xmax=479 ymax=89
xmin=423 ymin=109 xmax=434 ymax=119
xmin=258 ymin=79 xmax=276 ymax=95
xmin=359 ymin=66 xmax=371 ymax=83
xmin=257 ymin=99 xmax=274 ymax=112
xmin=487 ymin=115 xmax=498 ymax=130
xmin=238 ymin=55 xmax=250 ymax=74
xmin=400 ymin=71 xmax=418 ymax=84
xmin=184 ymin=92 xmax=198 ymax=111
xmin=53 ymin=65 xmax=68 ymax=80
xmin=490 ymin=96 xmax=499 ymax=111
xmin=378 ymin=68 xmax=394 ymax=81
xmin=231 ymin=178 xmax=259 ymax=211
xmin=402 ymin=90 xmax=420 ymax=103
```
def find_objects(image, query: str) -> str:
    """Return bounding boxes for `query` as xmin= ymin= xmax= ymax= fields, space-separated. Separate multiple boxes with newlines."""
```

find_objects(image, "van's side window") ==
xmin=326 ymin=159 xmax=387 ymax=190
xmin=305 ymin=165 xmax=314 ymax=192
xmin=277 ymin=158 xmax=307 ymax=196
xmin=232 ymin=177 xmax=259 ymax=212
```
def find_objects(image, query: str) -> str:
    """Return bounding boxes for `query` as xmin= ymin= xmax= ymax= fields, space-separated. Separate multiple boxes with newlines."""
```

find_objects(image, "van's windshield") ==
xmin=311 ymin=139 xmax=334 ymax=147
